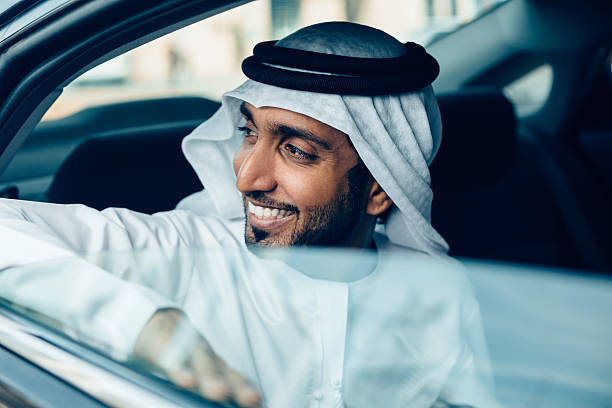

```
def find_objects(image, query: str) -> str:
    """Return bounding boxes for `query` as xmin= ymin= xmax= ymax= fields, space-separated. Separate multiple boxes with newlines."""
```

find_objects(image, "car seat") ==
xmin=46 ymin=124 xmax=204 ymax=214
xmin=431 ymin=89 xmax=594 ymax=270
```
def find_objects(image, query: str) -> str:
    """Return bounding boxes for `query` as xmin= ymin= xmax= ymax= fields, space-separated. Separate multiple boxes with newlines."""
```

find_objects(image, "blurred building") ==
xmin=44 ymin=0 xmax=500 ymax=120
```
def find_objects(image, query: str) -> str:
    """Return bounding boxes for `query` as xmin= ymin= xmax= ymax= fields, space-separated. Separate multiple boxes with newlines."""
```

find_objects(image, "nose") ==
xmin=235 ymin=143 xmax=278 ymax=194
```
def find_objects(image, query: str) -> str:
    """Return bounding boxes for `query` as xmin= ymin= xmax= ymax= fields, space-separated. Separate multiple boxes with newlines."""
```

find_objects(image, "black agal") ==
xmin=241 ymin=40 xmax=439 ymax=96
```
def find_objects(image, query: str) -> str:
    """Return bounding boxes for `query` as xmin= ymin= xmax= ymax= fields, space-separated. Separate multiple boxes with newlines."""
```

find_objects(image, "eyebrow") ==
xmin=271 ymin=124 xmax=332 ymax=151
xmin=239 ymin=102 xmax=332 ymax=151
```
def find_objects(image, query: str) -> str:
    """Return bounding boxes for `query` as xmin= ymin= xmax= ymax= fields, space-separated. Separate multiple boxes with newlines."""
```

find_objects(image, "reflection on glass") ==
xmin=1 ymin=246 xmax=499 ymax=407
xmin=3 ymin=246 xmax=612 ymax=407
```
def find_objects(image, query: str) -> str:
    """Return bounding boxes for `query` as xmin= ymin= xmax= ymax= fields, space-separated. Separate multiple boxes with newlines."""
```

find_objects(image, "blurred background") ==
xmin=42 ymin=0 xmax=506 ymax=121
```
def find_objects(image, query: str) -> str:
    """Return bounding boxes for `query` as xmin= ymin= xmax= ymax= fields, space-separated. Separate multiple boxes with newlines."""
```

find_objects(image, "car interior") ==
xmin=0 ymin=0 xmax=610 ymax=273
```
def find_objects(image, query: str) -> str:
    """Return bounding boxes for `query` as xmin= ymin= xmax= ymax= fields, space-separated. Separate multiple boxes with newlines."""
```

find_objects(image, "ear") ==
xmin=366 ymin=181 xmax=393 ymax=216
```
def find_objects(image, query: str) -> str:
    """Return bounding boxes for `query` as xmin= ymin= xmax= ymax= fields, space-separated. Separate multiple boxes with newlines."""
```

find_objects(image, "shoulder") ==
xmin=99 ymin=206 xmax=245 ymax=250
xmin=161 ymin=209 xmax=245 ymax=248
xmin=370 ymin=233 xmax=476 ymax=306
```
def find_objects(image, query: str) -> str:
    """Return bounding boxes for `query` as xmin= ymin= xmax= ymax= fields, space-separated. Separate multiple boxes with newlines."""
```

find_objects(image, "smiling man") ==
xmin=177 ymin=21 xmax=449 ymax=258
xmin=0 ymin=21 xmax=499 ymax=408
xmin=236 ymin=101 xmax=385 ymax=248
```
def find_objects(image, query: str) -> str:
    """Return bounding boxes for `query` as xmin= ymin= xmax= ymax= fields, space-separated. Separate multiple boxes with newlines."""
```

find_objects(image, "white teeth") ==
xmin=248 ymin=202 xmax=292 ymax=219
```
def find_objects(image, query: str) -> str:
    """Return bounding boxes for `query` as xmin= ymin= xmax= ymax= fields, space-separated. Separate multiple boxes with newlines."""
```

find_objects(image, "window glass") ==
xmin=502 ymin=64 xmax=553 ymax=117
xmin=2 ymin=2 xmax=611 ymax=408
xmin=41 ymin=0 xmax=507 ymax=121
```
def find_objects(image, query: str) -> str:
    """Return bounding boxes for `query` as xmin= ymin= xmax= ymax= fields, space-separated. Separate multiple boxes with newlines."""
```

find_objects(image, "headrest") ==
xmin=430 ymin=88 xmax=517 ymax=191
xmin=47 ymin=129 xmax=202 ymax=214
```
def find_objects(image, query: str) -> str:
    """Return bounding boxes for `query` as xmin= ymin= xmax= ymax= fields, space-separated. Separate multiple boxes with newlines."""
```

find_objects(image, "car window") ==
xmin=0 ymin=0 xmax=508 ymax=201
xmin=502 ymin=63 xmax=553 ymax=117
xmin=2 ymin=247 xmax=612 ymax=407
xmin=41 ymin=0 xmax=507 ymax=122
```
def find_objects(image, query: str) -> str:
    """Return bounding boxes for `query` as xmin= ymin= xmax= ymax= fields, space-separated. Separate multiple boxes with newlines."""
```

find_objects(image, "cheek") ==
xmin=278 ymin=166 xmax=345 ymax=208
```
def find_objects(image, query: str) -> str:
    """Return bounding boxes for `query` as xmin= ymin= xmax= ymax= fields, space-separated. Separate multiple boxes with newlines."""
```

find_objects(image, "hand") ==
xmin=132 ymin=308 xmax=262 ymax=407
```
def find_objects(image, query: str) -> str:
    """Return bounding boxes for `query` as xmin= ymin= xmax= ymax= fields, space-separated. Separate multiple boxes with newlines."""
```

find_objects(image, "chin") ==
xmin=245 ymin=225 xmax=289 ymax=247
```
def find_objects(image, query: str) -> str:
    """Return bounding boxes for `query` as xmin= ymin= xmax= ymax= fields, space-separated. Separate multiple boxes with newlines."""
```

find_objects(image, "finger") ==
xmin=197 ymin=375 xmax=231 ymax=402
xmin=223 ymin=367 xmax=262 ymax=407
xmin=165 ymin=368 xmax=197 ymax=389
xmin=190 ymin=344 xmax=231 ymax=401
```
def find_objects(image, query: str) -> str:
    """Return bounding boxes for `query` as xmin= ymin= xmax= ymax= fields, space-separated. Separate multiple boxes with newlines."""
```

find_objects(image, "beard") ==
xmin=243 ymin=161 xmax=371 ymax=247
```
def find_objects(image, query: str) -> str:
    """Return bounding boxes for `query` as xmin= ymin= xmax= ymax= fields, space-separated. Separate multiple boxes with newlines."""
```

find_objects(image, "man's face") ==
xmin=233 ymin=102 xmax=372 ymax=247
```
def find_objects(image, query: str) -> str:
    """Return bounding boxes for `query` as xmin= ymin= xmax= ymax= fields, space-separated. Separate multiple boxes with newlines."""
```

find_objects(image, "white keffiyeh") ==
xmin=178 ymin=21 xmax=449 ymax=257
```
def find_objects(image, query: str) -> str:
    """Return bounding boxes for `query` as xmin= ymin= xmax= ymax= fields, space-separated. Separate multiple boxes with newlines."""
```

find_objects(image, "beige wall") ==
xmin=130 ymin=1 xmax=270 ymax=83
xmin=44 ymin=0 xmax=488 ymax=121
xmin=357 ymin=0 xmax=428 ymax=38
xmin=300 ymin=0 xmax=346 ymax=25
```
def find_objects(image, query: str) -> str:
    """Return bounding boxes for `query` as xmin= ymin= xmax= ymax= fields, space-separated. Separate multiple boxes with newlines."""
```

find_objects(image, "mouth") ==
xmin=247 ymin=201 xmax=297 ymax=231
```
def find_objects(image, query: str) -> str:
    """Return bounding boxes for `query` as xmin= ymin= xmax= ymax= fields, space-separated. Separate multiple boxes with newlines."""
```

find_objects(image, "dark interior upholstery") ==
xmin=431 ymin=89 xmax=585 ymax=269
xmin=45 ymin=97 xmax=223 ymax=214
xmin=577 ymin=56 xmax=612 ymax=199
xmin=46 ymin=127 xmax=204 ymax=214
xmin=430 ymin=89 xmax=517 ymax=191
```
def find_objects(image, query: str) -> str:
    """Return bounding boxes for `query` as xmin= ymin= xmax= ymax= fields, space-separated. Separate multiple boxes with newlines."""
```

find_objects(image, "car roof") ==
xmin=0 ymin=0 xmax=71 ymax=43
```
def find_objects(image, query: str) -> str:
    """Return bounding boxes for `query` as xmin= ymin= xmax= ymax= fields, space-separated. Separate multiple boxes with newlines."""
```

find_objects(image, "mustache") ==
xmin=244 ymin=191 xmax=299 ymax=213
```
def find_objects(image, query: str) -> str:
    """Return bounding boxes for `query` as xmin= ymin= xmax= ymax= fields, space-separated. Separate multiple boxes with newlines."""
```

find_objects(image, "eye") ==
xmin=238 ymin=126 xmax=257 ymax=143
xmin=284 ymin=143 xmax=317 ymax=161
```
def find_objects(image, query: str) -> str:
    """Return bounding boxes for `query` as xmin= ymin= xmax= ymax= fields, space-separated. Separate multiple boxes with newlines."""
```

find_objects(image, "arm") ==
xmin=0 ymin=198 xmax=261 ymax=406
xmin=0 ymin=198 xmax=197 ymax=357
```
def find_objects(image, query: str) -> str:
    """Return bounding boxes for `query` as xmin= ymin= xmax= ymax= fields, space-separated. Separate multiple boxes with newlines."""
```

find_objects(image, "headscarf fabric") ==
xmin=179 ymin=22 xmax=449 ymax=257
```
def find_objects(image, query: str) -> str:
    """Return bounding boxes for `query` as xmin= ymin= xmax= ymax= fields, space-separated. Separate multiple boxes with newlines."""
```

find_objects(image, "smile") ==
xmin=247 ymin=201 xmax=295 ymax=219
xmin=247 ymin=201 xmax=296 ymax=230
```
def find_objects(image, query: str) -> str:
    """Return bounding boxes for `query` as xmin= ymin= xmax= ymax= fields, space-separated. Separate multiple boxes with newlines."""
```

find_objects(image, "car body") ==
xmin=0 ymin=0 xmax=611 ymax=407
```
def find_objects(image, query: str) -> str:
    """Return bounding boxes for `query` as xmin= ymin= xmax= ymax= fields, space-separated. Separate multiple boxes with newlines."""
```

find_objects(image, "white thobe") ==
xmin=0 ymin=198 xmax=498 ymax=407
